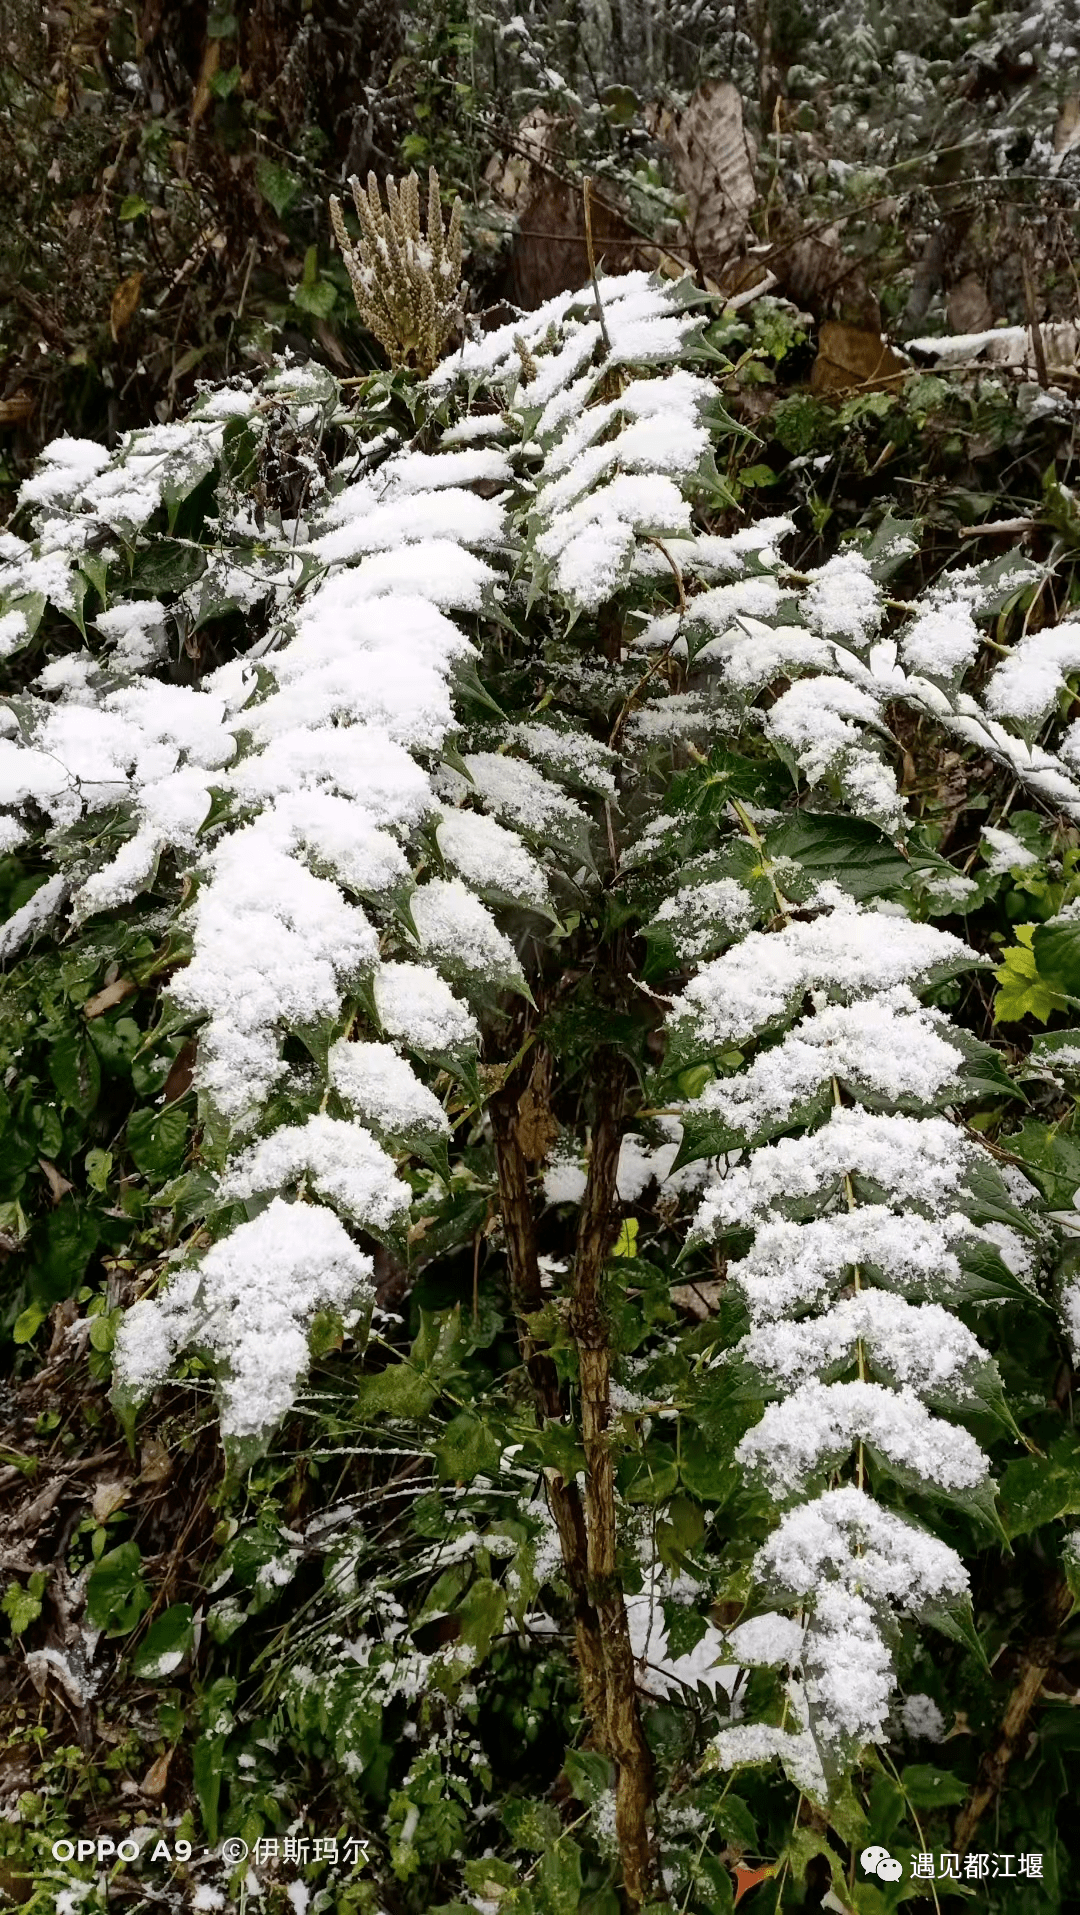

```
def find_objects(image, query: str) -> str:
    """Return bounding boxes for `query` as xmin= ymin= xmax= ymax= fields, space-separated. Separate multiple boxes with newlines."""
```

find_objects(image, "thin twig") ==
xmin=958 ymin=517 xmax=1037 ymax=539
xmin=583 ymin=177 xmax=612 ymax=354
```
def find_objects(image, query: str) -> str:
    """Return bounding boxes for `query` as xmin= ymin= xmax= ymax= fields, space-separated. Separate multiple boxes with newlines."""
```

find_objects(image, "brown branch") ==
xmin=570 ymin=1054 xmax=656 ymax=1909
xmin=953 ymin=1577 xmax=1073 ymax=1856
xmin=489 ymin=1086 xmax=606 ymax=1734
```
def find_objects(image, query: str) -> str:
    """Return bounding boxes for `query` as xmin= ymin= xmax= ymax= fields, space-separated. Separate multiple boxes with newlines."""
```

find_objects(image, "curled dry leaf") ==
xmin=83 ymin=976 xmax=137 ymax=1020
xmin=109 ymin=270 xmax=144 ymax=343
xmin=0 ymin=389 xmax=34 ymax=429
xmin=38 ymin=1158 xmax=73 ymax=1204
xmin=1054 ymin=96 xmax=1080 ymax=155
xmin=669 ymin=1278 xmax=725 ymax=1321
xmin=140 ymin=1747 xmax=173 ymax=1796
xmin=667 ymin=80 xmax=757 ymax=277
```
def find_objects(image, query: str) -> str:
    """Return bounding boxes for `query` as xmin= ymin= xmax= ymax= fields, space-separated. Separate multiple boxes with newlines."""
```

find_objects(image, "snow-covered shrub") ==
xmin=4 ymin=265 xmax=1080 ymax=1907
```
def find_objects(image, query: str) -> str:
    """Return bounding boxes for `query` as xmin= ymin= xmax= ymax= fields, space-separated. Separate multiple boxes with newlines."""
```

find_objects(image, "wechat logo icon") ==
xmin=861 ymin=1846 xmax=903 ymax=1883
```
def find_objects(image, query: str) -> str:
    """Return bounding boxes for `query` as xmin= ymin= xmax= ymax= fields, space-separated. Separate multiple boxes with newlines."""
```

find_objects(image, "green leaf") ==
xmin=255 ymin=157 xmax=301 ymax=219
xmin=767 ymin=813 xmax=910 ymax=902
xmin=1004 ymin=1119 xmax=1080 ymax=1209
xmin=354 ymin=1363 xmax=438 ymax=1420
xmin=1028 ymin=1027 xmax=1080 ymax=1074
xmin=34 ymin=1203 xmax=102 ymax=1306
xmin=898 ymin=1763 xmax=968 ymax=1809
xmin=126 ymin=1103 xmax=189 ymax=1178
xmin=433 ymin=1412 xmax=502 ymax=1484
xmin=132 ymin=1603 xmax=194 ymax=1678
xmin=679 ymin=1435 xmax=740 ymax=1505
xmin=12 ymin=1301 xmax=47 ymax=1345
xmin=293 ymin=275 xmax=337 ymax=318
xmin=208 ymin=63 xmax=242 ymax=98
xmin=129 ymin=540 xmax=207 ymax=596
xmin=1032 ymin=919 xmax=1080 ymax=999
xmin=995 ymin=926 xmax=1067 ymax=1024
xmin=192 ymin=1735 xmax=225 ymax=1843
xmin=2 ymin=1571 xmax=46 ymax=1636
xmin=86 ymin=1542 xmax=152 ymax=1636
xmin=562 ymin=1749 xmax=614 ymax=1804
xmin=1001 ymin=1432 xmax=1080 ymax=1537
xmin=501 ymin=1798 xmax=564 ymax=1852
xmin=220 ymin=416 xmax=260 ymax=489
xmin=118 ymin=195 xmax=149 ymax=222
xmin=84 ymin=1147 xmax=113 ymax=1193
xmin=49 ymin=1026 xmax=101 ymax=1117
xmin=619 ymin=1441 xmax=679 ymax=1506
xmin=456 ymin=1578 xmax=506 ymax=1661
xmin=600 ymin=83 xmax=639 ymax=124
xmin=89 ymin=1014 xmax=142 ymax=1077
xmin=537 ymin=1838 xmax=584 ymax=1915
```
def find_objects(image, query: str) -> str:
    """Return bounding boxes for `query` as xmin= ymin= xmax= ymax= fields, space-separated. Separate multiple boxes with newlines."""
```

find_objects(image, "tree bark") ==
xmin=570 ymin=1056 xmax=656 ymax=1910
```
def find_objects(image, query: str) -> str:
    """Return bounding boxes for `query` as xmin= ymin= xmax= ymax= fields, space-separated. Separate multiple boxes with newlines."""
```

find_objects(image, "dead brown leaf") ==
xmin=190 ymin=36 xmax=221 ymax=131
xmin=83 ymin=975 xmax=137 ymax=1019
xmin=667 ymin=81 xmax=757 ymax=276
xmin=670 ymin=1278 xmax=726 ymax=1321
xmin=516 ymin=1087 xmax=559 ymax=1163
xmin=0 ymin=390 xmax=34 ymax=429
xmin=110 ymin=271 xmax=144 ymax=343
xmin=139 ymin=1436 xmax=172 ymax=1484
xmin=163 ymin=1038 xmax=197 ymax=1105
xmin=38 ymin=1159 xmax=73 ymax=1205
xmin=948 ymin=273 xmax=994 ymax=334
xmin=810 ymin=321 xmax=908 ymax=395
xmin=140 ymin=1748 xmax=173 ymax=1797
xmin=92 ymin=1478 xmax=129 ymax=1523
xmin=1055 ymin=95 xmax=1080 ymax=154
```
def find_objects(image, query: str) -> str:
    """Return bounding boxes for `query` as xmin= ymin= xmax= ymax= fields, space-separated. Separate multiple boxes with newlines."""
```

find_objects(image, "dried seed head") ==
xmin=329 ymin=166 xmax=465 ymax=376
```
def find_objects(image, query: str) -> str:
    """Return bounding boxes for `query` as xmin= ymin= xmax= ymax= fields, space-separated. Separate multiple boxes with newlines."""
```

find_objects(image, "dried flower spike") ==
xmin=329 ymin=166 xmax=464 ymax=376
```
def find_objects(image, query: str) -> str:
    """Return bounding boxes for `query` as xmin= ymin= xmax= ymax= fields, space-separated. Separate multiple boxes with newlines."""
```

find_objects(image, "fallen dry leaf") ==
xmin=139 ymin=1436 xmax=172 ymax=1484
xmin=190 ymin=36 xmax=221 ymax=131
xmin=1055 ymin=95 xmax=1080 ymax=155
xmin=0 ymin=390 xmax=34 ymax=429
xmin=163 ymin=1037 xmax=197 ymax=1105
xmin=83 ymin=976 xmax=137 ymax=1019
xmin=92 ymin=1478 xmax=129 ymax=1523
xmin=140 ymin=1748 xmax=173 ymax=1797
xmin=38 ymin=1158 xmax=73 ymax=1204
xmin=811 ymin=320 xmax=908 ymax=395
xmin=110 ymin=271 xmax=144 ymax=343
xmin=670 ymin=1278 xmax=725 ymax=1321
xmin=668 ymin=80 xmax=757 ymax=276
